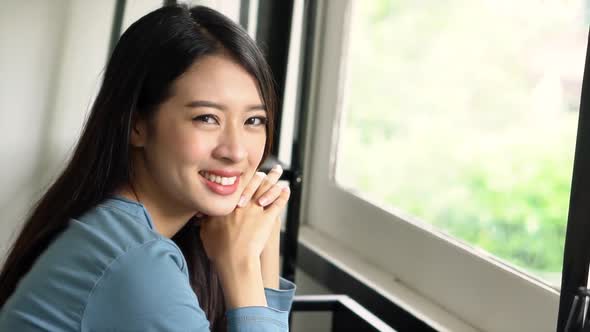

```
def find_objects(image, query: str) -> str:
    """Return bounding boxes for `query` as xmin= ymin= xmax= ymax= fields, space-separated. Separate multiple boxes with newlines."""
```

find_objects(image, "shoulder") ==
xmin=63 ymin=198 xmax=177 ymax=271
xmin=86 ymin=238 xmax=187 ymax=299
xmin=75 ymin=199 xmax=161 ymax=248
xmin=81 ymin=239 xmax=209 ymax=331
xmin=52 ymin=199 xmax=170 ymax=282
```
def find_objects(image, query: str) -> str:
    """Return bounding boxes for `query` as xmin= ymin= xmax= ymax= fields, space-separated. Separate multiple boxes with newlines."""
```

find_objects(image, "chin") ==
xmin=200 ymin=200 xmax=238 ymax=217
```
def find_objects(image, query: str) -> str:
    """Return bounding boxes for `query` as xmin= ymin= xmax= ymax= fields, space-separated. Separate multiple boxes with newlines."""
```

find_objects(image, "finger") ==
xmin=257 ymin=181 xmax=288 ymax=207
xmin=264 ymin=185 xmax=291 ymax=216
xmin=252 ymin=164 xmax=283 ymax=203
xmin=237 ymin=171 xmax=266 ymax=207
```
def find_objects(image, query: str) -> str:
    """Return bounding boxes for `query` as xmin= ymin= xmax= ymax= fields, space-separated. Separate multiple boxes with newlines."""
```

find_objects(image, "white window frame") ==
xmin=299 ymin=1 xmax=560 ymax=331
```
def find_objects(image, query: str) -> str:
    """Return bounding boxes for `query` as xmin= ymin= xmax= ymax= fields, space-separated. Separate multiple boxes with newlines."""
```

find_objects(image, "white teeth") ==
xmin=201 ymin=171 xmax=237 ymax=186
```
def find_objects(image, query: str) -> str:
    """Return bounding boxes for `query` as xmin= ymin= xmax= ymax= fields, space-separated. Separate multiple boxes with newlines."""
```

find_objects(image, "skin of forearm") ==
xmin=216 ymin=257 xmax=268 ymax=309
xmin=260 ymin=217 xmax=281 ymax=289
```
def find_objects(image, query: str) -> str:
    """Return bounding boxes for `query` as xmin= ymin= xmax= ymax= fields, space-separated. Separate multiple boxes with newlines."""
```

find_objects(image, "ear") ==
xmin=130 ymin=113 xmax=148 ymax=148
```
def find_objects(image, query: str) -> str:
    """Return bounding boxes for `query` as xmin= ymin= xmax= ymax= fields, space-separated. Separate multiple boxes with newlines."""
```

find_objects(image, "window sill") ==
xmin=298 ymin=225 xmax=480 ymax=332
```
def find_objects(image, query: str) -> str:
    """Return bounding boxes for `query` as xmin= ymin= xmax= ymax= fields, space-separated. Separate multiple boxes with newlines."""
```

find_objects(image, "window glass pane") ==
xmin=335 ymin=0 xmax=587 ymax=287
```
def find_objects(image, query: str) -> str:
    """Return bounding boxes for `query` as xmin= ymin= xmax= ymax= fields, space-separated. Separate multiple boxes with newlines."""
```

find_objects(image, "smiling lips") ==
xmin=199 ymin=170 xmax=242 ymax=195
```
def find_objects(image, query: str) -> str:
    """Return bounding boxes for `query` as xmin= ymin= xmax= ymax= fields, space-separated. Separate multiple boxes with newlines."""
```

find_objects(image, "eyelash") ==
xmin=246 ymin=116 xmax=268 ymax=126
xmin=193 ymin=115 xmax=267 ymax=126
xmin=193 ymin=115 xmax=217 ymax=124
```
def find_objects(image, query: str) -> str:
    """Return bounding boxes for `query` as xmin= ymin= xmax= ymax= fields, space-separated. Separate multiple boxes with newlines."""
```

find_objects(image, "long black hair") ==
xmin=0 ymin=5 xmax=277 ymax=331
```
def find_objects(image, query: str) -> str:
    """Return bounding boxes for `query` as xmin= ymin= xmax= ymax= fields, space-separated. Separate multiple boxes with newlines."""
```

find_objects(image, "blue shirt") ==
xmin=0 ymin=195 xmax=296 ymax=331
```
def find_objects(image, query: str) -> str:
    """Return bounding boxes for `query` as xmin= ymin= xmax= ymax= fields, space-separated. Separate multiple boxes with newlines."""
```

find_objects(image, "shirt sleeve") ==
xmin=264 ymin=277 xmax=296 ymax=312
xmin=82 ymin=239 xmax=297 ymax=332
xmin=225 ymin=277 xmax=297 ymax=332
xmin=82 ymin=239 xmax=210 ymax=331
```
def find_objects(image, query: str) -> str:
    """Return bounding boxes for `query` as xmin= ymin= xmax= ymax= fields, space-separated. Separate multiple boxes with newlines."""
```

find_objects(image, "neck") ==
xmin=116 ymin=185 xmax=193 ymax=238
xmin=115 ymin=157 xmax=195 ymax=238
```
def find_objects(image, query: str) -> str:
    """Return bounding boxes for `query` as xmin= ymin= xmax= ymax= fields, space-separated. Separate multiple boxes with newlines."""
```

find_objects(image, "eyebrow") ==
xmin=185 ymin=100 xmax=266 ymax=112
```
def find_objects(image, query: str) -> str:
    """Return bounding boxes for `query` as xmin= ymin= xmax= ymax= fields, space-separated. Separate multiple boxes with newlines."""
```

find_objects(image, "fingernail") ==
xmin=238 ymin=195 xmax=248 ymax=207
xmin=258 ymin=197 xmax=268 ymax=206
xmin=274 ymin=164 xmax=282 ymax=172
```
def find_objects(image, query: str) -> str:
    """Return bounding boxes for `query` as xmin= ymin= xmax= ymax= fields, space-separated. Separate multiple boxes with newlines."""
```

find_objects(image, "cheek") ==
xmin=159 ymin=125 xmax=209 ymax=164
xmin=248 ymin=135 xmax=266 ymax=165
xmin=176 ymin=134 xmax=211 ymax=164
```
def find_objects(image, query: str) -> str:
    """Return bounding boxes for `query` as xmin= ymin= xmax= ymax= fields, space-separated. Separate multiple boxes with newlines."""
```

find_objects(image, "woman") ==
xmin=0 ymin=4 xmax=295 ymax=331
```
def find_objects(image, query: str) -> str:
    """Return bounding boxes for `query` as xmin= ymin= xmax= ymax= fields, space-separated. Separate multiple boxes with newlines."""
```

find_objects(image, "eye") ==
xmin=193 ymin=114 xmax=219 ymax=125
xmin=246 ymin=116 xmax=267 ymax=126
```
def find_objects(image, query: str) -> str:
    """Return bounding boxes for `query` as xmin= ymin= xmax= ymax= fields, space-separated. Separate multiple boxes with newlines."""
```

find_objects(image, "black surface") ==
xmin=255 ymin=0 xmax=295 ymax=158
xmin=255 ymin=0 xmax=313 ymax=284
xmin=279 ymin=0 xmax=318 ymax=284
xmin=292 ymin=295 xmax=396 ymax=331
xmin=333 ymin=308 xmax=385 ymax=332
xmin=108 ymin=0 xmax=127 ymax=57
xmin=557 ymin=28 xmax=590 ymax=332
xmin=238 ymin=0 xmax=249 ymax=30
xmin=293 ymin=237 xmax=438 ymax=332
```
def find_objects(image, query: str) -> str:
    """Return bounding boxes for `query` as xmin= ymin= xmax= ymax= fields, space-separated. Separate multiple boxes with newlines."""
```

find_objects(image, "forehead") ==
xmin=170 ymin=54 xmax=262 ymax=104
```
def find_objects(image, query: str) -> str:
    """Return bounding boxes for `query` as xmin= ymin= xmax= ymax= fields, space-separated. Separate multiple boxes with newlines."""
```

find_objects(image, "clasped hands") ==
xmin=198 ymin=165 xmax=290 ymax=289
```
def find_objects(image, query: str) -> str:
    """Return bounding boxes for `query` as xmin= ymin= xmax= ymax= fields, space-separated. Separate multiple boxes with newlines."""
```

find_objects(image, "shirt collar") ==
xmin=102 ymin=194 xmax=157 ymax=231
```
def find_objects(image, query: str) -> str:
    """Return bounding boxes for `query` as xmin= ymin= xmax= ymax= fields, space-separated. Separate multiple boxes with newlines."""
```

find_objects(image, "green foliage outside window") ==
xmin=337 ymin=0 xmax=585 ymax=285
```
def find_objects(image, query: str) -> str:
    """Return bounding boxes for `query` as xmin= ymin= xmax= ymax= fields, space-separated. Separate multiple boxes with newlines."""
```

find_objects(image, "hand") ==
xmin=198 ymin=166 xmax=290 ymax=308
xmin=199 ymin=167 xmax=290 ymax=266
xmin=238 ymin=164 xmax=288 ymax=208
xmin=237 ymin=165 xmax=289 ymax=289
xmin=236 ymin=165 xmax=287 ymax=264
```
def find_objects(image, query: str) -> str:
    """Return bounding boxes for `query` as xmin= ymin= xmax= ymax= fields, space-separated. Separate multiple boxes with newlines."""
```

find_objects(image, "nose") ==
xmin=212 ymin=123 xmax=247 ymax=163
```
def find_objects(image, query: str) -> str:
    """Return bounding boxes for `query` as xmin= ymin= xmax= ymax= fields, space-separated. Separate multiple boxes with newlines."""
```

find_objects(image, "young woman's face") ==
xmin=139 ymin=54 xmax=267 ymax=217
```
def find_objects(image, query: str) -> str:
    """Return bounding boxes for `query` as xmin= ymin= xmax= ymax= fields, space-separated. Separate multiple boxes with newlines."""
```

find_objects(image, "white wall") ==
xmin=193 ymin=0 xmax=241 ymax=22
xmin=0 ymin=0 xmax=115 ymax=256
xmin=122 ymin=0 xmax=166 ymax=32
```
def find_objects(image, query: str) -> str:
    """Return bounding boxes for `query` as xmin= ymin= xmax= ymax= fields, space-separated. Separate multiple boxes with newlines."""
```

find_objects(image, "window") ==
xmin=303 ymin=1 xmax=587 ymax=330
xmin=335 ymin=0 xmax=585 ymax=288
